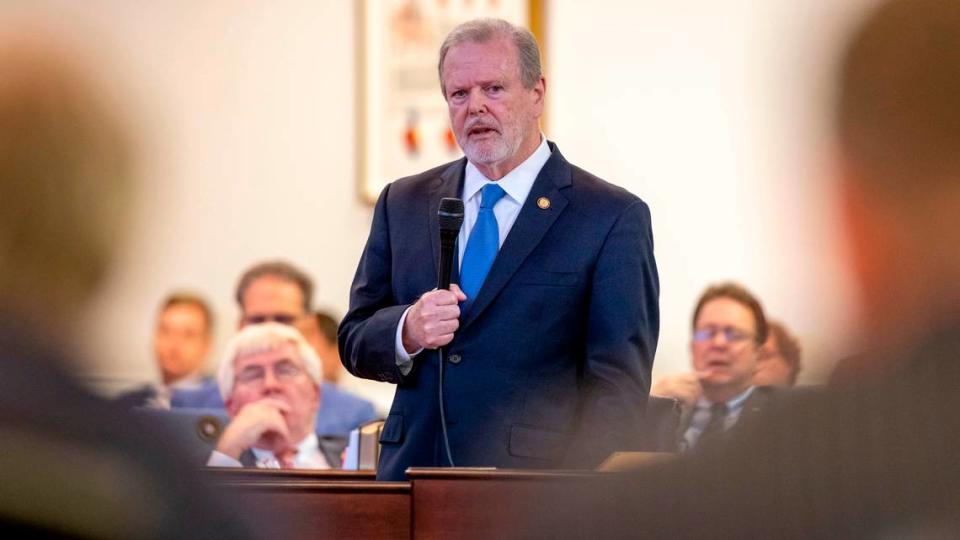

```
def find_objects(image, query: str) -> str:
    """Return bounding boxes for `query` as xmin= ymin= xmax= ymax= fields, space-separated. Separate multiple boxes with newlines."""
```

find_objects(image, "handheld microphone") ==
xmin=436 ymin=197 xmax=463 ymax=468
xmin=437 ymin=198 xmax=464 ymax=290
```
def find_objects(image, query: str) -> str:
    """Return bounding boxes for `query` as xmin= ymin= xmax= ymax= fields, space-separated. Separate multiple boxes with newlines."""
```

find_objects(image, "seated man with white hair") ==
xmin=207 ymin=323 xmax=345 ymax=469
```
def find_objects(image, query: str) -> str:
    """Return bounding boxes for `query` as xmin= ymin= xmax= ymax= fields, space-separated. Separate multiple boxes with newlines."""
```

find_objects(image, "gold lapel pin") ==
xmin=537 ymin=197 xmax=551 ymax=210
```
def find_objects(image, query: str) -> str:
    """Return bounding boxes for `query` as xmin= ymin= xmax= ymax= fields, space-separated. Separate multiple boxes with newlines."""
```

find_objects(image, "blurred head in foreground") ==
xmin=0 ymin=35 xmax=131 ymax=331
xmin=837 ymin=0 xmax=960 ymax=351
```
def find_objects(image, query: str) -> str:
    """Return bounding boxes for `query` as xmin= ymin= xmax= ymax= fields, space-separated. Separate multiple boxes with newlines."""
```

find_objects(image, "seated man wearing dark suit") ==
xmin=652 ymin=317 xmax=801 ymax=413
xmin=207 ymin=323 xmax=344 ymax=469
xmin=117 ymin=292 xmax=219 ymax=409
xmin=673 ymin=283 xmax=775 ymax=452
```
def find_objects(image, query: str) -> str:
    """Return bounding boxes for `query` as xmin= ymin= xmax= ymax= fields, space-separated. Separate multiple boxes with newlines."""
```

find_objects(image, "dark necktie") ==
xmin=696 ymin=402 xmax=729 ymax=450
xmin=460 ymin=183 xmax=507 ymax=310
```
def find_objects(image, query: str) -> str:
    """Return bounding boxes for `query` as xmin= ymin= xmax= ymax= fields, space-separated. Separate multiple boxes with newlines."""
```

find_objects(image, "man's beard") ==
xmin=459 ymin=118 xmax=525 ymax=168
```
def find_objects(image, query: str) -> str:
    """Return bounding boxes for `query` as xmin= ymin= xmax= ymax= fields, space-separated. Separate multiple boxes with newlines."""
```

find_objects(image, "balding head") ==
xmin=838 ymin=0 xmax=960 ymax=204
xmin=836 ymin=0 xmax=960 ymax=345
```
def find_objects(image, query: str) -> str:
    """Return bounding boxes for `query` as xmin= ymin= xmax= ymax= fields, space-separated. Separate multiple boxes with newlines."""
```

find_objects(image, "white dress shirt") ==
xmin=393 ymin=136 xmax=552 ymax=371
xmin=206 ymin=433 xmax=332 ymax=469
xmin=456 ymin=136 xmax=551 ymax=262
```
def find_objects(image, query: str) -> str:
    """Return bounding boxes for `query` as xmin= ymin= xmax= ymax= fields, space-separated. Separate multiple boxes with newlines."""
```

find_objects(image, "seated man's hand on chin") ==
xmin=651 ymin=372 xmax=704 ymax=410
xmin=215 ymin=398 xmax=293 ymax=460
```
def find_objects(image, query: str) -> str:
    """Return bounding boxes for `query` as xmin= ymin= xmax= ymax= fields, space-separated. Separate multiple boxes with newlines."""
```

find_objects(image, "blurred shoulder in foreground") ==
xmin=0 ymin=33 xmax=259 ymax=538
xmin=537 ymin=0 xmax=960 ymax=536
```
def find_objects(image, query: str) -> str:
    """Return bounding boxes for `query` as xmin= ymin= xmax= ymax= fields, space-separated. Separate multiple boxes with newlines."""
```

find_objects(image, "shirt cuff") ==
xmin=395 ymin=306 xmax=423 ymax=376
xmin=207 ymin=450 xmax=242 ymax=468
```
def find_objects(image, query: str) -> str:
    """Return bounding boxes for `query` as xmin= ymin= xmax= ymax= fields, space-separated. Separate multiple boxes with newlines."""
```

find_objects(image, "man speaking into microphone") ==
xmin=340 ymin=18 xmax=659 ymax=481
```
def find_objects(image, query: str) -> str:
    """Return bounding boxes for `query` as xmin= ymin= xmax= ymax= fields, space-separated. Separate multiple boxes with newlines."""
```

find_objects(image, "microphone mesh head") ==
xmin=438 ymin=197 xmax=464 ymax=232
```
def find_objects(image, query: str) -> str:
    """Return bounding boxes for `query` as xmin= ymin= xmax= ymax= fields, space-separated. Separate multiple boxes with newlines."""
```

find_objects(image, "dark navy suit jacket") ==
xmin=339 ymin=143 xmax=659 ymax=481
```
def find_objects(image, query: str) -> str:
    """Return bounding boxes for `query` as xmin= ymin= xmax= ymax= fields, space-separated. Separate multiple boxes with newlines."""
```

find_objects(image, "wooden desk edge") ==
xmin=220 ymin=480 xmax=411 ymax=493
xmin=405 ymin=468 xmax=604 ymax=481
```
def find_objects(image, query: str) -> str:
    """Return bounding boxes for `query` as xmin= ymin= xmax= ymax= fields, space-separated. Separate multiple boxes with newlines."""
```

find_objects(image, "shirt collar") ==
xmin=251 ymin=433 xmax=320 ymax=466
xmin=462 ymin=135 xmax=551 ymax=206
xmin=695 ymin=385 xmax=756 ymax=412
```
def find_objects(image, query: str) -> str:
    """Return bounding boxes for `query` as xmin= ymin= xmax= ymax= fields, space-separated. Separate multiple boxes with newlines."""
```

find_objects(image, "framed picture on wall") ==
xmin=356 ymin=0 xmax=546 ymax=204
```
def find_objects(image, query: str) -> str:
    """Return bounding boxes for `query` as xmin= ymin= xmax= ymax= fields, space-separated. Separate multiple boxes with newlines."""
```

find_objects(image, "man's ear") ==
xmin=530 ymin=76 xmax=546 ymax=118
xmin=837 ymin=158 xmax=895 ymax=319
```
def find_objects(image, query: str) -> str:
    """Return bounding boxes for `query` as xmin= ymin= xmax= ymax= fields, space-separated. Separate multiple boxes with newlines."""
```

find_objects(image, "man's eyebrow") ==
xmin=448 ymin=78 xmax=504 ymax=90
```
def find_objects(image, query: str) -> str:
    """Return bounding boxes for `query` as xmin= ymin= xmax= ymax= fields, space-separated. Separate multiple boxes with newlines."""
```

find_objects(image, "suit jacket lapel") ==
xmin=461 ymin=145 xmax=572 ymax=330
xmin=428 ymin=159 xmax=467 ymax=284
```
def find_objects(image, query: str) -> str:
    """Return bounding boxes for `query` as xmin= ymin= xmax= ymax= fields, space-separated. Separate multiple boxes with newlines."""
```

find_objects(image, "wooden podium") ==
xmin=209 ymin=469 xmax=409 ymax=539
xmin=207 ymin=463 xmax=664 ymax=538
xmin=407 ymin=468 xmax=604 ymax=539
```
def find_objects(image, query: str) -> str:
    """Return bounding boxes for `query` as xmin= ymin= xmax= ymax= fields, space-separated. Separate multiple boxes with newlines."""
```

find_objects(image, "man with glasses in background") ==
xmin=652 ymin=316 xmax=802 ymax=418
xmin=676 ymin=282 xmax=776 ymax=452
xmin=207 ymin=323 xmax=344 ymax=468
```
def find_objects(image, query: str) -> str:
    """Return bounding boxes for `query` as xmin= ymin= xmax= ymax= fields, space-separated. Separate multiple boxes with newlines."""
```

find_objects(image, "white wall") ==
xmin=547 ymin=0 xmax=876 ymax=382
xmin=0 ymin=0 xmax=877 ymax=411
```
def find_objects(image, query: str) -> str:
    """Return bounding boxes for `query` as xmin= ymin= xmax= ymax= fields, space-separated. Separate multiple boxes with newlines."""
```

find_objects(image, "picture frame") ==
xmin=356 ymin=0 xmax=546 ymax=204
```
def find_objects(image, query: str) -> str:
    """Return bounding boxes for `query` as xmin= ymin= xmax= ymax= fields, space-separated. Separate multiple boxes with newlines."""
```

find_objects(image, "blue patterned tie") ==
xmin=460 ymin=183 xmax=507 ymax=309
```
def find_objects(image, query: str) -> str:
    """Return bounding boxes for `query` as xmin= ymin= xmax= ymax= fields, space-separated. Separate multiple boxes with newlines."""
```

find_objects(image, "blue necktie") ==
xmin=460 ymin=183 xmax=507 ymax=309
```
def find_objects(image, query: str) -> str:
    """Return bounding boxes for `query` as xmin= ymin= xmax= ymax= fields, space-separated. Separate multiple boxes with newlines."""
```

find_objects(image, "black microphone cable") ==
xmin=438 ymin=347 xmax=455 ymax=467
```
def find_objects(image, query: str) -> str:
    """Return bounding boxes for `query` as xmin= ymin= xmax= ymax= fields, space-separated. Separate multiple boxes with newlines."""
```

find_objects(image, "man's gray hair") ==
xmin=438 ymin=18 xmax=542 ymax=96
xmin=217 ymin=322 xmax=322 ymax=401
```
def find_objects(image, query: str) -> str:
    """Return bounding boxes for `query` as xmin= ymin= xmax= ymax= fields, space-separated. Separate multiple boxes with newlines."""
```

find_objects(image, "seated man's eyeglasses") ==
xmin=235 ymin=359 xmax=304 ymax=386
xmin=693 ymin=326 xmax=754 ymax=344
xmin=243 ymin=313 xmax=300 ymax=326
